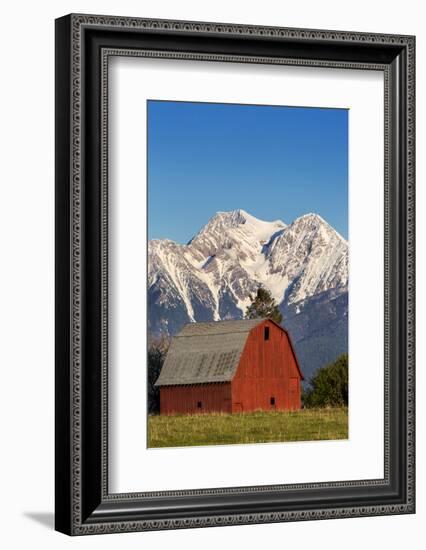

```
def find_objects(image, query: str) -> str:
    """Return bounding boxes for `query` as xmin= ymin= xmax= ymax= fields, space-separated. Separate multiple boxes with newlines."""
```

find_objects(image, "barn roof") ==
xmin=154 ymin=318 xmax=303 ymax=386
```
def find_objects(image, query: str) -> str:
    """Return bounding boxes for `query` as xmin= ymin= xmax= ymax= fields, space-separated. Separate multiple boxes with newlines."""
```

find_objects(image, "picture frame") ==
xmin=55 ymin=13 xmax=415 ymax=535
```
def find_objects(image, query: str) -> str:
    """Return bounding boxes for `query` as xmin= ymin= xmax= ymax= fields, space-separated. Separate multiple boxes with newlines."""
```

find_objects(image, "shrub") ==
xmin=302 ymin=353 xmax=348 ymax=408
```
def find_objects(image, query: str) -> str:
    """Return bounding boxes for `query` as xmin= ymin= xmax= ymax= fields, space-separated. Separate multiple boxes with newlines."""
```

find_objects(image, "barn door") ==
xmin=234 ymin=402 xmax=243 ymax=413
xmin=289 ymin=378 xmax=299 ymax=409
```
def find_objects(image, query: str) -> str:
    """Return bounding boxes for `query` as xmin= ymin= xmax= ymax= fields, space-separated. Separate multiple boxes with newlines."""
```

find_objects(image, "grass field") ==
xmin=148 ymin=407 xmax=348 ymax=448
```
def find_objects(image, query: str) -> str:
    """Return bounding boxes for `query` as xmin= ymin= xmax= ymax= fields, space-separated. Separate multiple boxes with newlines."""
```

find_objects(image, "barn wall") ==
xmin=231 ymin=320 xmax=302 ymax=412
xmin=160 ymin=382 xmax=232 ymax=415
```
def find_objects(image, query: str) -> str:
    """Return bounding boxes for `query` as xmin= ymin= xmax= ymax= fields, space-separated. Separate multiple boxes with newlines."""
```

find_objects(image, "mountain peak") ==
xmin=210 ymin=209 xmax=286 ymax=231
xmin=294 ymin=212 xmax=326 ymax=224
xmin=187 ymin=210 xmax=287 ymax=256
xmin=214 ymin=209 xmax=249 ymax=226
xmin=291 ymin=212 xmax=346 ymax=242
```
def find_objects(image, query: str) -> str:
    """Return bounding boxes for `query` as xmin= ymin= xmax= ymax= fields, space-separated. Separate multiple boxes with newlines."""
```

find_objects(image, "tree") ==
xmin=147 ymin=335 xmax=170 ymax=414
xmin=245 ymin=286 xmax=283 ymax=324
xmin=302 ymin=353 xmax=348 ymax=408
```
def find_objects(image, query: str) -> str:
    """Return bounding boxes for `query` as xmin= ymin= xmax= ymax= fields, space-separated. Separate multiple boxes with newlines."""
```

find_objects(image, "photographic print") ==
xmin=55 ymin=16 xmax=415 ymax=533
xmin=147 ymin=100 xmax=349 ymax=448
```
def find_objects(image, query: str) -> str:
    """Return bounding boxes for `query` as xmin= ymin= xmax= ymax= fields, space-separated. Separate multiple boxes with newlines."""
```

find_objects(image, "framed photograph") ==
xmin=55 ymin=14 xmax=415 ymax=535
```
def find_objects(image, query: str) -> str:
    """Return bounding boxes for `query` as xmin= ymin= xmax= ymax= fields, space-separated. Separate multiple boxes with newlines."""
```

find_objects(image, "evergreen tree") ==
xmin=245 ymin=286 xmax=283 ymax=324
xmin=302 ymin=353 xmax=348 ymax=408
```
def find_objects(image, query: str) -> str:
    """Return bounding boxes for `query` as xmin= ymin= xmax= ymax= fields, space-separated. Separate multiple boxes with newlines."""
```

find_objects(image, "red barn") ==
xmin=155 ymin=318 xmax=303 ymax=415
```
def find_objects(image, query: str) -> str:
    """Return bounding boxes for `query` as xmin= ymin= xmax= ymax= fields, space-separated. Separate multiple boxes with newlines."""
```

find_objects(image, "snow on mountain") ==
xmin=148 ymin=239 xmax=217 ymax=332
xmin=148 ymin=209 xmax=348 ymax=337
xmin=265 ymin=213 xmax=348 ymax=306
xmin=187 ymin=209 xmax=286 ymax=263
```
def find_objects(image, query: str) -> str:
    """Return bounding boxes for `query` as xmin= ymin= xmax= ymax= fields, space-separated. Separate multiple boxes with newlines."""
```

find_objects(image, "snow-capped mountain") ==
xmin=148 ymin=209 xmax=348 ymax=378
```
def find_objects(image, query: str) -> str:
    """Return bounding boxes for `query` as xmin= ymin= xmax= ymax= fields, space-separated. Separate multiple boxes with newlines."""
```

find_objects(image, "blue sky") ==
xmin=147 ymin=100 xmax=348 ymax=242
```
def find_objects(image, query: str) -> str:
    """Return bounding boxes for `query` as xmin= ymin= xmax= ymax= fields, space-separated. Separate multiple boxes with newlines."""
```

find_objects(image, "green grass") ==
xmin=148 ymin=407 xmax=348 ymax=448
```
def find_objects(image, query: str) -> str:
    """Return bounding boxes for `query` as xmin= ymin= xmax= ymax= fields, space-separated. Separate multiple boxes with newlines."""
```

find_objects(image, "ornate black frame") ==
xmin=55 ymin=14 xmax=415 ymax=535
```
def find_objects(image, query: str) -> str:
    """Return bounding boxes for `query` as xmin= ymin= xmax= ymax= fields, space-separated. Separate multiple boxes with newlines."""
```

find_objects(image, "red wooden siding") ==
xmin=160 ymin=382 xmax=231 ymax=415
xmin=158 ymin=320 xmax=302 ymax=415
xmin=231 ymin=320 xmax=301 ymax=412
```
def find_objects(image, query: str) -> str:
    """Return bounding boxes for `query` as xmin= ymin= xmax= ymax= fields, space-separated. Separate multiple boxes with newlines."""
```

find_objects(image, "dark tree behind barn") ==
xmin=245 ymin=287 xmax=283 ymax=324
xmin=147 ymin=335 xmax=170 ymax=414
